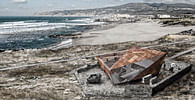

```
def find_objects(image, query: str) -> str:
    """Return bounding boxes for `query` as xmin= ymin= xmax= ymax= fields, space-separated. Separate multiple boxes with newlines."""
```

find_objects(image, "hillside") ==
xmin=35 ymin=3 xmax=195 ymax=16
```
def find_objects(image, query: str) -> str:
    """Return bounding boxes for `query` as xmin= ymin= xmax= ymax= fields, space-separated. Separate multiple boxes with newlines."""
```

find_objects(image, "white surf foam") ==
xmin=0 ymin=21 xmax=68 ymax=34
xmin=0 ymin=17 xmax=105 ymax=35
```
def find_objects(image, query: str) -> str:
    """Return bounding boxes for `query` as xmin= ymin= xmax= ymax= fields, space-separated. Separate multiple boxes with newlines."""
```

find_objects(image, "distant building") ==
xmin=157 ymin=14 xmax=171 ymax=18
xmin=112 ymin=14 xmax=131 ymax=18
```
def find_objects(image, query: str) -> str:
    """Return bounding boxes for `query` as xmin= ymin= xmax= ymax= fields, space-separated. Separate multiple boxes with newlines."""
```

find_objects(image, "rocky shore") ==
xmin=0 ymin=18 xmax=195 ymax=99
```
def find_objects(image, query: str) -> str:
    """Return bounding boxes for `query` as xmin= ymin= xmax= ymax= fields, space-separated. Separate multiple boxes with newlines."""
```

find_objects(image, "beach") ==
xmin=75 ymin=21 xmax=195 ymax=45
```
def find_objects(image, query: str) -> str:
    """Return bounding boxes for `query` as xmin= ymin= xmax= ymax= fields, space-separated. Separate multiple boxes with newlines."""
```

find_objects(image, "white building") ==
xmin=112 ymin=14 xmax=131 ymax=18
xmin=157 ymin=14 xmax=171 ymax=18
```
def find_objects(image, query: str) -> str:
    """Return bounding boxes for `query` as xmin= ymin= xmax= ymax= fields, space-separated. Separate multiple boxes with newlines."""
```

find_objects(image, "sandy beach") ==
xmin=75 ymin=22 xmax=195 ymax=45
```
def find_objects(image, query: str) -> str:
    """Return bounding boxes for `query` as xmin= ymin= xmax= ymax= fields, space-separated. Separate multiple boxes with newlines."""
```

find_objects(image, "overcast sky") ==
xmin=0 ymin=0 xmax=194 ymax=16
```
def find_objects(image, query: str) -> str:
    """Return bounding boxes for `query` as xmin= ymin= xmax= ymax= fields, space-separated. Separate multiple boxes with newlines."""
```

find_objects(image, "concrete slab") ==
xmin=75 ymin=60 xmax=191 ymax=99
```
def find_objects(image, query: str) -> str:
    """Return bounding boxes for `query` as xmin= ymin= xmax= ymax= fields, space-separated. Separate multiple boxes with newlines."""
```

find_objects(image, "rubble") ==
xmin=74 ymin=44 xmax=194 ymax=99
xmin=75 ymin=64 xmax=152 ymax=98
xmin=87 ymin=73 xmax=102 ymax=84
xmin=142 ymin=74 xmax=153 ymax=84
xmin=152 ymin=60 xmax=192 ymax=95
xmin=161 ymin=19 xmax=195 ymax=26
xmin=75 ymin=60 xmax=191 ymax=99
xmin=176 ymin=29 xmax=195 ymax=36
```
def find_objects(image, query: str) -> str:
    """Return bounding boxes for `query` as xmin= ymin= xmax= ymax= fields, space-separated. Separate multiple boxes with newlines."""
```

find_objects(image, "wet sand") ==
xmin=75 ymin=22 xmax=195 ymax=45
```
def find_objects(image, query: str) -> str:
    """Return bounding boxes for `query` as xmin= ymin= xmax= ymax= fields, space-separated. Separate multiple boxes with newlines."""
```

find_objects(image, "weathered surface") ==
xmin=152 ymin=60 xmax=192 ymax=95
xmin=75 ymin=64 xmax=152 ymax=99
xmin=96 ymin=47 xmax=166 ymax=84
xmin=75 ymin=60 xmax=192 ymax=99
xmin=0 ymin=35 xmax=195 ymax=99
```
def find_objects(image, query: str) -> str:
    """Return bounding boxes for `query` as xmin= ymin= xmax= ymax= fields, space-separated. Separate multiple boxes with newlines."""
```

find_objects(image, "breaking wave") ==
xmin=0 ymin=16 xmax=105 ymax=50
xmin=0 ymin=21 xmax=68 ymax=34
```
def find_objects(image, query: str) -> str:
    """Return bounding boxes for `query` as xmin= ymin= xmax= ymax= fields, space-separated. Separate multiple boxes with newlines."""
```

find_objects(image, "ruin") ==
xmin=74 ymin=48 xmax=192 ymax=98
xmin=75 ymin=61 xmax=191 ymax=98
xmin=96 ymin=47 xmax=166 ymax=84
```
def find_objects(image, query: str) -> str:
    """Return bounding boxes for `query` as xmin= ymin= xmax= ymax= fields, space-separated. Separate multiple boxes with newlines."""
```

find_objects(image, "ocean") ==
xmin=0 ymin=16 xmax=103 ymax=50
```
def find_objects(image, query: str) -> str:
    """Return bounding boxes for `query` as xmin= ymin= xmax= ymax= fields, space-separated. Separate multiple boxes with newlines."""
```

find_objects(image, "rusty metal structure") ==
xmin=96 ymin=47 xmax=166 ymax=84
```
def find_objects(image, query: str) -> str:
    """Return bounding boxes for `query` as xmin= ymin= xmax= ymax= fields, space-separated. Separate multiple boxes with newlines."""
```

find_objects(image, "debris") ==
xmin=190 ymin=88 xmax=195 ymax=95
xmin=176 ymin=29 xmax=195 ymax=36
xmin=74 ymin=96 xmax=82 ymax=100
xmin=152 ymin=60 xmax=191 ymax=95
xmin=149 ymin=76 xmax=158 ymax=86
xmin=0 ymin=39 xmax=194 ymax=72
xmin=142 ymin=74 xmax=152 ymax=84
xmin=75 ymin=64 xmax=152 ymax=98
xmin=64 ymin=89 xmax=71 ymax=94
xmin=87 ymin=73 xmax=102 ymax=84
xmin=168 ymin=47 xmax=195 ymax=60
xmin=96 ymin=47 xmax=166 ymax=84
xmin=75 ymin=60 xmax=191 ymax=98
xmin=161 ymin=20 xmax=195 ymax=26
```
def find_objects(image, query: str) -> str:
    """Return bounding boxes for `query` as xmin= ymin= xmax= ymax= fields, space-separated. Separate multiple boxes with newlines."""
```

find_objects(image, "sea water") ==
xmin=0 ymin=16 xmax=103 ymax=50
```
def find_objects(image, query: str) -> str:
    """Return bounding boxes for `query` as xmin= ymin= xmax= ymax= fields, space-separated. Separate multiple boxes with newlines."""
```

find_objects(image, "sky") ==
xmin=0 ymin=0 xmax=194 ymax=16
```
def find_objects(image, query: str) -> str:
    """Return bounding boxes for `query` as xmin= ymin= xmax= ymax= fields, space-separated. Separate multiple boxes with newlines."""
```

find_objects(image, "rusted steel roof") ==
xmin=96 ymin=47 xmax=166 ymax=84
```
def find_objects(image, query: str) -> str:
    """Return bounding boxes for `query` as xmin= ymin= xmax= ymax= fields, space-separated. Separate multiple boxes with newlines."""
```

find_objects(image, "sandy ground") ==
xmin=75 ymin=22 xmax=195 ymax=45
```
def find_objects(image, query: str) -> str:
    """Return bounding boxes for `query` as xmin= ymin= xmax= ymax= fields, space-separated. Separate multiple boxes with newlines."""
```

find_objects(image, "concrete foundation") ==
xmin=75 ymin=60 xmax=191 ymax=99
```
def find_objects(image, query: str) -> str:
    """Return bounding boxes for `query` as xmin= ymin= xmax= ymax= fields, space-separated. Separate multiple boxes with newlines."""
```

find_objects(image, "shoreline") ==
xmin=2 ymin=19 xmax=195 ymax=52
xmin=45 ymin=22 xmax=120 ymax=50
xmin=1 ymin=18 xmax=195 ymax=52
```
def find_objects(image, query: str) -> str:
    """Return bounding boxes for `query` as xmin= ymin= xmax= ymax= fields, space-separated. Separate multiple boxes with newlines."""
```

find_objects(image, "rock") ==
xmin=191 ymin=67 xmax=195 ymax=73
xmin=177 ymin=29 xmax=195 ymax=36
xmin=189 ymin=81 xmax=194 ymax=86
xmin=74 ymin=96 xmax=82 ymax=100
xmin=180 ymin=90 xmax=190 ymax=95
xmin=64 ymin=89 xmax=71 ymax=94
xmin=87 ymin=73 xmax=102 ymax=84
xmin=0 ymin=49 xmax=5 ymax=52
xmin=162 ymin=20 xmax=195 ymax=26
xmin=190 ymin=88 xmax=195 ymax=94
